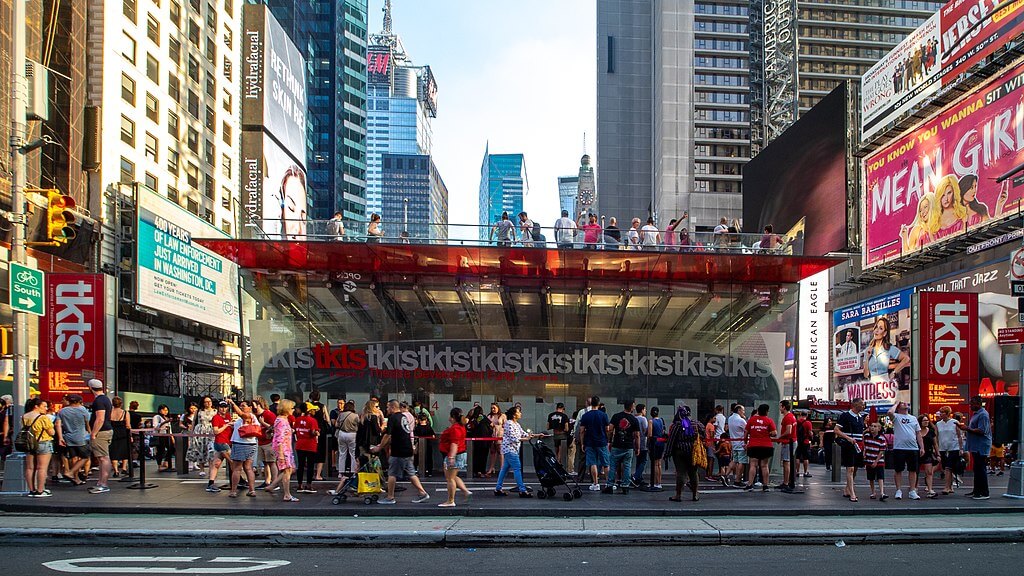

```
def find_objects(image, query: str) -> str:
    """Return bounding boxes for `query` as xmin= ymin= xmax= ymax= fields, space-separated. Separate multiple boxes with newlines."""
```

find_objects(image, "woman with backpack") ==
xmin=647 ymin=407 xmax=667 ymax=490
xmin=664 ymin=405 xmax=704 ymax=502
xmin=21 ymin=398 xmax=56 ymax=497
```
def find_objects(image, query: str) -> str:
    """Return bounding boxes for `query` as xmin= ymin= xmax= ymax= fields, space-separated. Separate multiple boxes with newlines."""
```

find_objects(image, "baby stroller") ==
xmin=331 ymin=455 xmax=385 ymax=505
xmin=531 ymin=437 xmax=584 ymax=501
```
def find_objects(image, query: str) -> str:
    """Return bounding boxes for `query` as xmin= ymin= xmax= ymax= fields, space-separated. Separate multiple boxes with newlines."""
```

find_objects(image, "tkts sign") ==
xmin=919 ymin=291 xmax=978 ymax=416
xmin=38 ymin=274 xmax=106 ymax=404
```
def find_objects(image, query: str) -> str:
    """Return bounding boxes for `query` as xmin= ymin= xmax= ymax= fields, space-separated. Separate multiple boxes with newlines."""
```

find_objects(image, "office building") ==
xmin=557 ymin=176 xmax=579 ymax=217
xmin=250 ymin=0 xmax=369 ymax=221
xmin=478 ymin=148 xmax=528 ymax=240
xmin=381 ymin=153 xmax=448 ymax=242
xmin=750 ymin=0 xmax=943 ymax=152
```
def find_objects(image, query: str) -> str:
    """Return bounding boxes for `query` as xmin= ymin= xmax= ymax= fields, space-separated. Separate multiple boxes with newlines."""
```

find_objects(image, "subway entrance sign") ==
xmin=8 ymin=262 xmax=45 ymax=316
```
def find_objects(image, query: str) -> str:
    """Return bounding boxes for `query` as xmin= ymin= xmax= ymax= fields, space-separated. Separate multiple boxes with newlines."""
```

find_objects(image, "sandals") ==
xmin=246 ymin=491 xmax=257 ymax=497
xmin=283 ymin=496 xmax=299 ymax=502
xmin=849 ymin=496 xmax=859 ymax=502
xmin=228 ymin=492 xmax=238 ymax=498
xmin=668 ymin=496 xmax=683 ymax=502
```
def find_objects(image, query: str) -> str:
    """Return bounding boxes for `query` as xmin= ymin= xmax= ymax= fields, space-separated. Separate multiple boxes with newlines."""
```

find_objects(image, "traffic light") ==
xmin=46 ymin=189 xmax=76 ymax=244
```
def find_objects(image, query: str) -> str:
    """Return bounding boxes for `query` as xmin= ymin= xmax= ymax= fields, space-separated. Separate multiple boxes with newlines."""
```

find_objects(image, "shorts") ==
xmin=866 ymin=465 xmax=885 ymax=481
xmin=30 ymin=440 xmax=54 ymax=455
xmin=717 ymin=455 xmax=731 ymax=468
xmin=388 ymin=456 xmax=417 ymax=479
xmin=840 ymin=443 xmax=862 ymax=468
xmin=259 ymin=444 xmax=276 ymax=464
xmin=747 ymin=446 xmax=774 ymax=461
xmin=731 ymin=447 xmax=749 ymax=464
xmin=552 ymin=433 xmax=568 ymax=448
xmin=213 ymin=442 xmax=231 ymax=456
xmin=779 ymin=443 xmax=793 ymax=462
xmin=892 ymin=449 xmax=920 ymax=473
xmin=66 ymin=444 xmax=91 ymax=459
xmin=795 ymin=444 xmax=811 ymax=461
xmin=649 ymin=442 xmax=666 ymax=461
xmin=90 ymin=430 xmax=113 ymax=459
xmin=941 ymin=450 xmax=961 ymax=471
xmin=920 ymin=451 xmax=936 ymax=466
xmin=585 ymin=445 xmax=610 ymax=469
xmin=230 ymin=442 xmax=257 ymax=462
xmin=443 ymin=452 xmax=467 ymax=472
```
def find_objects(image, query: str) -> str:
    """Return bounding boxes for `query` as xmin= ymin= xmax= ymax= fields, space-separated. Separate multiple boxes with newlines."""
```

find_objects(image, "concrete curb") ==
xmin=0 ymin=526 xmax=1021 ymax=547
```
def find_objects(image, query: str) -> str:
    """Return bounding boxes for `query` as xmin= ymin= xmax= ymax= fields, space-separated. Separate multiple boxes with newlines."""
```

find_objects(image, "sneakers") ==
xmin=493 ymin=490 xmax=507 ymax=497
xmin=518 ymin=491 xmax=533 ymax=498
xmin=377 ymin=498 xmax=397 ymax=505
xmin=879 ymin=493 xmax=889 ymax=501
xmin=927 ymin=491 xmax=937 ymax=499
xmin=411 ymin=492 xmax=430 ymax=503
xmin=205 ymin=485 xmax=222 ymax=493
xmin=89 ymin=486 xmax=110 ymax=494
xmin=908 ymin=490 xmax=921 ymax=500
xmin=894 ymin=489 xmax=903 ymax=500
xmin=972 ymin=495 xmax=991 ymax=500
xmin=652 ymin=484 xmax=663 ymax=490
xmin=588 ymin=483 xmax=602 ymax=491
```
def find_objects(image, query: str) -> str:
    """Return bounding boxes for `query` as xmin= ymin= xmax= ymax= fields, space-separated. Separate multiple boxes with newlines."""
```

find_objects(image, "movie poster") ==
xmin=832 ymin=289 xmax=914 ymax=406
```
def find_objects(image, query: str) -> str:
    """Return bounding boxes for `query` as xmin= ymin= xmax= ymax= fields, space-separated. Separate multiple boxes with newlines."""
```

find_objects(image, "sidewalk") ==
xmin=0 ymin=513 xmax=1021 ymax=547
xmin=2 ymin=462 xmax=1021 ymax=517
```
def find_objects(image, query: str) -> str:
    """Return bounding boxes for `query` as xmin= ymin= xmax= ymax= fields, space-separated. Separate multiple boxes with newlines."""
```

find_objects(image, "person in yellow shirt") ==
xmin=23 ymin=398 xmax=56 ymax=498
xmin=989 ymin=444 xmax=1006 ymax=476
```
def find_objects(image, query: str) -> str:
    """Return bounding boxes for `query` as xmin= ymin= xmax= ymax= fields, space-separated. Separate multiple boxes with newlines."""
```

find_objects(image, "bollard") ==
xmin=128 ymin=431 xmax=158 ymax=490
xmin=0 ymin=453 xmax=29 ymax=494
xmin=831 ymin=443 xmax=842 ymax=483
xmin=175 ymin=434 xmax=188 ymax=474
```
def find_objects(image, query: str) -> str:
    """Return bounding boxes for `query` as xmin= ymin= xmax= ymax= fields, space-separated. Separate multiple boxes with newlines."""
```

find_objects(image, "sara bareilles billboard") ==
xmin=863 ymin=64 xmax=1024 ymax=268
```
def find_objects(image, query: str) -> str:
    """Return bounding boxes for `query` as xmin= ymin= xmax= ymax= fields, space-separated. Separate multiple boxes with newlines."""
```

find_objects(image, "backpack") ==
xmin=15 ymin=414 xmax=43 ymax=453
xmin=531 ymin=221 xmax=542 ymax=241
xmin=797 ymin=420 xmax=810 ymax=444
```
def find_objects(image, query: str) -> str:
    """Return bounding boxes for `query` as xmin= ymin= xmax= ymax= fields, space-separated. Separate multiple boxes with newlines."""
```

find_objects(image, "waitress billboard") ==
xmin=832 ymin=289 xmax=914 ymax=406
xmin=863 ymin=65 xmax=1024 ymax=268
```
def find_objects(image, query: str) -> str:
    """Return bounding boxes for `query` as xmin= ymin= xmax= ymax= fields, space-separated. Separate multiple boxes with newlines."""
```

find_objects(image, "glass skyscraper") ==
xmin=381 ymin=154 xmax=448 ymax=242
xmin=478 ymin=149 xmax=528 ymax=241
xmin=558 ymin=176 xmax=579 ymax=217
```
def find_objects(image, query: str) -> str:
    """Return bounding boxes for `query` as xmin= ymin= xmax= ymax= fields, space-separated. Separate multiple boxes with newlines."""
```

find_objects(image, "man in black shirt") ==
xmin=834 ymin=397 xmax=866 ymax=502
xmin=372 ymin=400 xmax=430 ymax=505
xmin=87 ymin=379 xmax=114 ymax=494
xmin=605 ymin=401 xmax=640 ymax=494
xmin=547 ymin=403 xmax=571 ymax=465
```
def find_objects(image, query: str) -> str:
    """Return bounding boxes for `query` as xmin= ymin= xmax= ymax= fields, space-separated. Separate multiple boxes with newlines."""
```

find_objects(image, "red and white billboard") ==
xmin=863 ymin=64 xmax=1024 ymax=268
xmin=38 ymin=274 xmax=106 ymax=404
xmin=919 ymin=291 xmax=978 ymax=417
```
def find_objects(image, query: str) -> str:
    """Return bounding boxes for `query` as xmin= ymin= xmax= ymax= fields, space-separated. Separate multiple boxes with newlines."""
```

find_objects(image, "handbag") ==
xmin=238 ymin=417 xmax=262 ymax=439
xmin=15 ymin=414 xmax=43 ymax=453
xmin=692 ymin=436 xmax=708 ymax=469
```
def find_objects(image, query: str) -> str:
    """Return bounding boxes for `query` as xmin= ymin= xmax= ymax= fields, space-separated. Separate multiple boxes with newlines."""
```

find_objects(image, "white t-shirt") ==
xmin=892 ymin=412 xmax=921 ymax=450
xmin=230 ymin=415 xmax=259 ymax=444
xmin=728 ymin=413 xmax=747 ymax=449
xmin=714 ymin=224 xmax=728 ymax=234
xmin=714 ymin=413 xmax=726 ymax=438
xmin=936 ymin=419 xmax=961 ymax=452
xmin=554 ymin=217 xmax=577 ymax=244
xmin=640 ymin=224 xmax=659 ymax=246
xmin=636 ymin=415 xmax=649 ymax=450
xmin=627 ymin=228 xmax=640 ymax=249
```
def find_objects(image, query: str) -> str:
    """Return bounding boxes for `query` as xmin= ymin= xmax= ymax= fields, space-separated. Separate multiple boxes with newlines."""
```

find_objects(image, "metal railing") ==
xmin=242 ymin=219 xmax=804 ymax=255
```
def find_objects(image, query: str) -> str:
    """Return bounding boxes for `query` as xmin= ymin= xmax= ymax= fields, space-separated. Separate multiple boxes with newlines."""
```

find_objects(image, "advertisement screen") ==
xmin=241 ymin=4 xmax=307 ymax=168
xmin=136 ymin=191 xmax=240 ymax=334
xmin=919 ymin=291 xmax=979 ymax=417
xmin=419 ymin=65 xmax=438 ymax=118
xmin=38 ymin=274 xmax=106 ymax=404
xmin=368 ymin=47 xmax=392 ymax=85
xmin=832 ymin=289 xmax=914 ymax=407
xmin=241 ymin=131 xmax=308 ymax=239
xmin=863 ymin=65 xmax=1024 ymax=268
xmin=743 ymin=84 xmax=848 ymax=256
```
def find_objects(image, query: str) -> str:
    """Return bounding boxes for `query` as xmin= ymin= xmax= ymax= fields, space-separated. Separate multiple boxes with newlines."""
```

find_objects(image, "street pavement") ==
xmin=3 ymin=543 xmax=1022 ymax=576
xmin=1 ymin=462 xmax=1021 ymax=517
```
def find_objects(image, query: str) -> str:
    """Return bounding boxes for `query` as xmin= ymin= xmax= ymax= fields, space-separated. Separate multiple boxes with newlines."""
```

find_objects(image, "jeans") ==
xmin=971 ymin=451 xmax=989 ymax=496
xmin=633 ymin=450 xmax=648 ymax=483
xmin=336 ymin=431 xmax=357 ymax=474
xmin=608 ymin=447 xmax=635 ymax=487
xmin=495 ymin=451 xmax=527 ymax=492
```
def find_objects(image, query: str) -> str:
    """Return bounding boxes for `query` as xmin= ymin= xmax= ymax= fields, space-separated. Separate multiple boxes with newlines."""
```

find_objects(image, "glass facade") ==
xmin=558 ymin=176 xmax=579 ymax=217
xmin=366 ymin=81 xmax=433 ymax=218
xmin=478 ymin=152 xmax=528 ymax=240
xmin=380 ymin=153 xmax=448 ymax=241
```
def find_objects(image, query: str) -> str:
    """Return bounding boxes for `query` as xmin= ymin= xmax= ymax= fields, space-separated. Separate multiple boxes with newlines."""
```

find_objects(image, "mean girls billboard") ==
xmin=863 ymin=64 xmax=1024 ymax=268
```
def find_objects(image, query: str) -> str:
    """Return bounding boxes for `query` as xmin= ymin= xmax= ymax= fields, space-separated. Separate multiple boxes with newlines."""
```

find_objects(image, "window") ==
xmin=120 ymin=115 xmax=135 ymax=145
xmin=122 ymin=32 xmax=137 ymax=64
xmin=168 ymin=74 xmax=180 ymax=102
xmin=222 ymin=89 xmax=232 ymax=113
xmin=146 ymin=53 xmax=159 ymax=83
xmin=144 ymin=133 xmax=158 ymax=162
xmin=224 ymin=0 xmax=233 ymax=14
xmin=168 ymin=38 xmax=181 ymax=66
xmin=203 ymin=174 xmax=215 ymax=199
xmin=185 ymin=162 xmax=199 ymax=189
xmin=205 ymin=77 xmax=215 ymax=98
xmin=187 ymin=89 xmax=199 ymax=119
xmin=205 ymin=105 xmax=216 ymax=131
xmin=221 ymin=219 xmax=232 ymax=235
xmin=223 ymin=28 xmax=233 ymax=50
xmin=189 ymin=0 xmax=200 ymax=11
xmin=120 ymin=157 xmax=135 ymax=184
xmin=187 ymin=127 xmax=199 ymax=153
xmin=206 ymin=4 xmax=218 ymax=29
xmin=144 ymin=172 xmax=158 ymax=193
xmin=205 ymin=36 xmax=217 ymax=64
xmin=222 ymin=56 xmax=232 ymax=81
xmin=167 ymin=149 xmax=179 ymax=175
xmin=170 ymin=1 xmax=181 ymax=27
xmin=145 ymin=93 xmax=159 ymax=122
xmin=221 ymin=154 xmax=231 ymax=179
xmin=167 ymin=186 xmax=180 ymax=204
xmin=188 ymin=19 xmax=200 ymax=46
xmin=204 ymin=139 xmax=215 ymax=166
xmin=146 ymin=15 xmax=160 ymax=45
xmin=124 ymin=0 xmax=137 ymax=23
xmin=202 ymin=208 xmax=214 ymax=225
xmin=221 ymin=122 xmax=231 ymax=145
xmin=121 ymin=73 xmax=136 ymax=105
xmin=187 ymin=197 xmax=199 ymax=215
xmin=167 ymin=111 xmax=179 ymax=139
xmin=221 ymin=188 xmax=232 ymax=209
xmin=187 ymin=56 xmax=199 ymax=82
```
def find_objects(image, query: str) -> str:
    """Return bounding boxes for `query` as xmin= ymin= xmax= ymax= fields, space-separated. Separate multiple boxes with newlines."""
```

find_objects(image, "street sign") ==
xmin=8 ymin=262 xmax=44 ymax=316
xmin=1013 ymin=281 xmax=1024 ymax=297
xmin=998 ymin=326 xmax=1024 ymax=345
xmin=1012 ymin=247 xmax=1024 ymax=280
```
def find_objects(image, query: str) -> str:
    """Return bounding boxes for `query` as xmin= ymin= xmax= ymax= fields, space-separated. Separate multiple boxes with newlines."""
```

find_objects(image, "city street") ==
xmin=4 ymin=544 xmax=1021 ymax=576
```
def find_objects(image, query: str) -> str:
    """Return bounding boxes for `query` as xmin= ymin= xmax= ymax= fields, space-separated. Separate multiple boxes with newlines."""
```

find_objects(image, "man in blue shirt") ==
xmin=577 ymin=396 xmax=610 ymax=492
xmin=958 ymin=396 xmax=992 ymax=500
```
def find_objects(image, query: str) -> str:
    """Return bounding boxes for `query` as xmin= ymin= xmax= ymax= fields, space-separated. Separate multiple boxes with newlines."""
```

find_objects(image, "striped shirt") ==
xmin=863 ymin=433 xmax=887 ymax=467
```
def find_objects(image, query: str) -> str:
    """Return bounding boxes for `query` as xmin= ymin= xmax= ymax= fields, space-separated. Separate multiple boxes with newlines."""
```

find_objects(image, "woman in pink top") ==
xmin=960 ymin=174 xmax=1008 ymax=229
xmin=582 ymin=214 xmax=602 ymax=248
xmin=266 ymin=399 xmax=298 ymax=502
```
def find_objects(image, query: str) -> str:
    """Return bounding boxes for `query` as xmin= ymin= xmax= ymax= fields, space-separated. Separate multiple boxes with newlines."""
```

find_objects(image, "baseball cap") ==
xmin=305 ymin=402 xmax=320 ymax=413
xmin=87 ymin=379 xmax=104 ymax=390
xmin=217 ymin=400 xmax=229 ymax=408
xmin=0 ymin=394 xmax=12 ymax=404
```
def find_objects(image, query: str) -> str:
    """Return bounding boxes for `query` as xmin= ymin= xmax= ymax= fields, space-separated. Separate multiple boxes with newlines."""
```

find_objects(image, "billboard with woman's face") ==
xmin=832 ymin=289 xmax=914 ymax=407
xmin=241 ymin=132 xmax=308 ymax=239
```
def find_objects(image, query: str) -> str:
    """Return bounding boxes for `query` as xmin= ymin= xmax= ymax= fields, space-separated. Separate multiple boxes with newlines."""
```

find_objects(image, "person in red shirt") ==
xmin=795 ymin=411 xmax=814 ymax=478
xmin=777 ymin=400 xmax=797 ymax=491
xmin=438 ymin=407 xmax=472 ymax=507
xmin=293 ymin=403 xmax=320 ymax=494
xmin=581 ymin=213 xmax=602 ymax=248
xmin=743 ymin=403 xmax=777 ymax=491
xmin=206 ymin=400 xmax=233 ymax=493
xmin=254 ymin=396 xmax=277 ymax=490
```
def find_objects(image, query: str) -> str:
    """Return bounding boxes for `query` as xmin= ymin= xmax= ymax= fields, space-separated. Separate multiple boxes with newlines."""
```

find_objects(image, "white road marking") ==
xmin=42 ymin=556 xmax=289 ymax=574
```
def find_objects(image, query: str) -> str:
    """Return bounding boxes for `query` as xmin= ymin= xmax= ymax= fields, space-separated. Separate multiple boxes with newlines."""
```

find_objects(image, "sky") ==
xmin=367 ymin=0 xmax=597 ymax=236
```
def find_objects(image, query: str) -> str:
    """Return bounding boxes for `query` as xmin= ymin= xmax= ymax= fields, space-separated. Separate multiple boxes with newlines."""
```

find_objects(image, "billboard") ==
xmin=863 ymin=65 xmax=1024 ymax=268
xmin=761 ymin=0 xmax=798 ymax=141
xmin=38 ymin=274 xmax=106 ymax=404
xmin=832 ymin=289 xmax=914 ymax=406
xmin=241 ymin=4 xmax=307 ymax=166
xmin=419 ymin=65 xmax=438 ymax=118
xmin=241 ymin=131 xmax=308 ymax=239
xmin=919 ymin=291 xmax=979 ymax=417
xmin=136 ymin=191 xmax=240 ymax=333
xmin=743 ymin=84 xmax=848 ymax=256
xmin=798 ymin=269 xmax=830 ymax=399
xmin=861 ymin=0 xmax=1024 ymax=141
xmin=368 ymin=46 xmax=393 ymax=85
